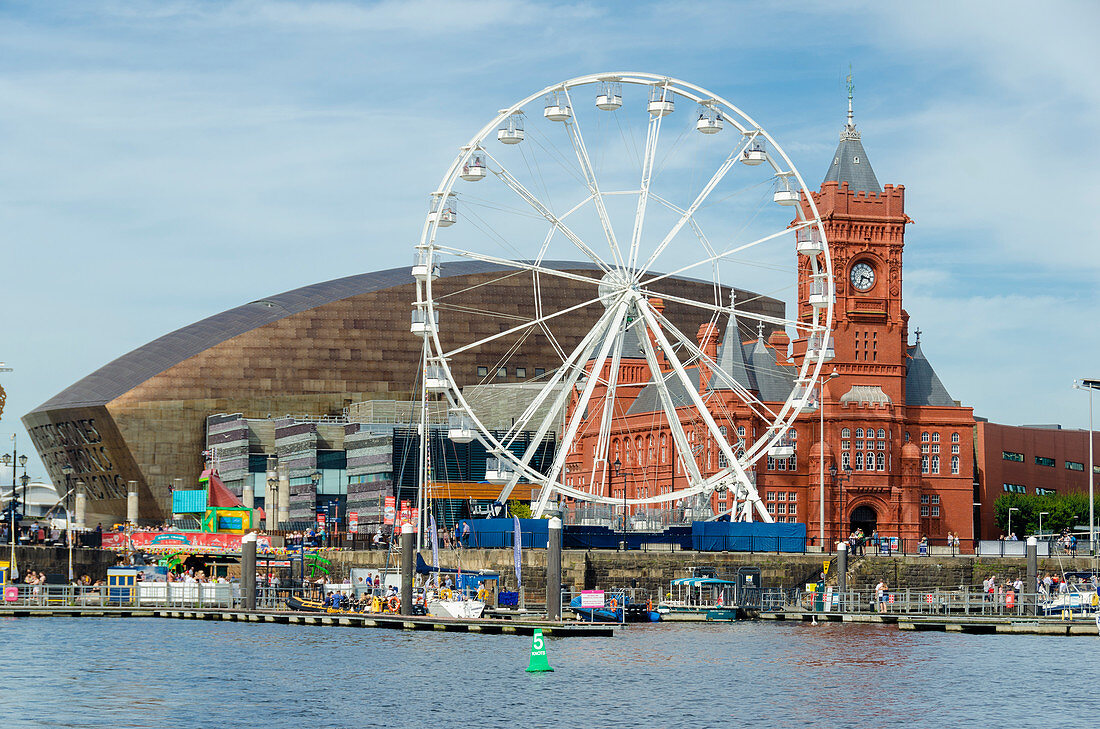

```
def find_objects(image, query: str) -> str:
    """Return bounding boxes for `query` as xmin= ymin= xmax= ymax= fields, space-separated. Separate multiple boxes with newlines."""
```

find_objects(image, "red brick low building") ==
xmin=974 ymin=421 xmax=1100 ymax=538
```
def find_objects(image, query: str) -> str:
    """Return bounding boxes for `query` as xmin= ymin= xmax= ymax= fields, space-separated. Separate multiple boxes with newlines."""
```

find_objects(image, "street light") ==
xmin=1007 ymin=507 xmax=1019 ymax=539
xmin=817 ymin=371 xmax=840 ymax=549
xmin=1073 ymin=378 xmax=1099 ymax=555
xmin=1039 ymin=511 xmax=1049 ymax=539
xmin=613 ymin=458 xmax=623 ymax=534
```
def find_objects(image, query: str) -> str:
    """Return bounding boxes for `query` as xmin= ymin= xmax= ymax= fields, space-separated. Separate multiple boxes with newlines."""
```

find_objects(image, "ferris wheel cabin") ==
xmin=595 ymin=81 xmax=622 ymax=111
xmin=773 ymin=176 xmax=799 ymax=206
xmin=544 ymin=91 xmax=572 ymax=122
xmin=484 ymin=457 xmax=515 ymax=484
xmin=428 ymin=192 xmax=457 ymax=227
xmin=459 ymin=152 xmax=486 ymax=182
xmin=648 ymin=85 xmax=675 ymax=117
xmin=742 ymin=137 xmax=767 ymax=165
xmin=497 ymin=113 xmax=525 ymax=144
xmin=696 ymin=105 xmax=723 ymax=134
xmin=796 ymin=227 xmax=824 ymax=256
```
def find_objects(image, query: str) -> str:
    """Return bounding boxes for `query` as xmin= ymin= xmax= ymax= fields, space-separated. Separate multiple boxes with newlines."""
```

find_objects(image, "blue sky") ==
xmin=1 ymin=0 xmax=1098 ymax=483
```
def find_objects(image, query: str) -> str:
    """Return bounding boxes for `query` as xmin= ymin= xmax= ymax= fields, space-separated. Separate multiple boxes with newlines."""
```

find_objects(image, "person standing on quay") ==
xmin=875 ymin=580 xmax=888 ymax=613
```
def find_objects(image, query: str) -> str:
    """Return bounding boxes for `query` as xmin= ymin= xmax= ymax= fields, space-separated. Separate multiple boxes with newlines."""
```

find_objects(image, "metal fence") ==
xmin=759 ymin=586 xmax=1100 ymax=618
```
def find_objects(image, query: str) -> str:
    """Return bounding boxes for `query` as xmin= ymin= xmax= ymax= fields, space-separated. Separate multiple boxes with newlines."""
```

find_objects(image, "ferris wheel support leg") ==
xmin=533 ymin=302 xmax=631 ymax=518
xmin=493 ymin=303 xmax=620 ymax=508
xmin=636 ymin=296 xmax=773 ymax=524
xmin=635 ymin=312 xmax=707 ymax=494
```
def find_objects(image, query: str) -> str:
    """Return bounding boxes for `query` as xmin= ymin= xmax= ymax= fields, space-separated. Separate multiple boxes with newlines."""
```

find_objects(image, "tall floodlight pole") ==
xmin=1074 ymin=378 xmax=1099 ymax=556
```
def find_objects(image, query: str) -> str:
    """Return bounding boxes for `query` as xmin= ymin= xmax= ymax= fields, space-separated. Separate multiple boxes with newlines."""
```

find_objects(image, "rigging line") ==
xmin=461 ymin=203 xmax=533 ymax=262
xmin=460 ymin=196 xmax=549 ymax=220
xmin=433 ymin=302 xmax=530 ymax=323
xmin=434 ymin=269 xmax=527 ymax=301
xmin=524 ymin=124 xmax=589 ymax=191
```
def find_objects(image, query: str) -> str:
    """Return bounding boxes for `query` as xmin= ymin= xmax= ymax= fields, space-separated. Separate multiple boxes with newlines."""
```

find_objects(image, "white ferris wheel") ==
xmin=412 ymin=72 xmax=833 ymax=525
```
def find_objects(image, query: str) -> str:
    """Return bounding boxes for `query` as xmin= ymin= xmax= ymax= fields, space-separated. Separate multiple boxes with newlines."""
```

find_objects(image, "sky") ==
xmin=0 ymin=0 xmax=1098 ymax=485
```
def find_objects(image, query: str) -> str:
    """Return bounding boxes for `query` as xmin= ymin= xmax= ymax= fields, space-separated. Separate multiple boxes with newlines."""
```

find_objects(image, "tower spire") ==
xmin=846 ymin=65 xmax=855 ymax=129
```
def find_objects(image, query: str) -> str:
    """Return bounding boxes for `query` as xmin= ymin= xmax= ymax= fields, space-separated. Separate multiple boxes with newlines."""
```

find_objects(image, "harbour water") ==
xmin=3 ymin=617 xmax=1097 ymax=728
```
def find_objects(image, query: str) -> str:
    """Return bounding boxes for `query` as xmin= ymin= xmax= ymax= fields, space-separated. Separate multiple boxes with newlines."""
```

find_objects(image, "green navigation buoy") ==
xmin=526 ymin=628 xmax=554 ymax=673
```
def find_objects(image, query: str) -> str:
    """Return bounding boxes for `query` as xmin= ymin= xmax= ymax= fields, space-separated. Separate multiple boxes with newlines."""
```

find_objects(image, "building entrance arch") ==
xmin=849 ymin=504 xmax=878 ymax=536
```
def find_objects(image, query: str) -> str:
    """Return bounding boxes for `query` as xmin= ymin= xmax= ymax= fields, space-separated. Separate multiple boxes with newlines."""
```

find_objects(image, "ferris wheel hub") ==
xmin=597 ymin=269 xmax=634 ymax=309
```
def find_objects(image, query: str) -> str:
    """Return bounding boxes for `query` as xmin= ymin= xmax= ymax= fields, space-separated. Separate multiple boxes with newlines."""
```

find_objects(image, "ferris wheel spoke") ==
xmin=498 ymin=302 xmax=617 ymax=445
xmin=493 ymin=305 xmax=618 ymax=505
xmin=441 ymin=292 xmax=605 ymax=360
xmin=561 ymin=87 xmax=627 ymax=271
xmin=432 ymin=245 xmax=603 ymax=288
xmin=636 ymin=134 xmax=757 ymax=279
xmin=533 ymin=301 xmax=630 ymax=517
xmin=636 ymin=296 xmax=765 ymax=513
xmin=640 ymin=221 xmax=813 ymax=290
xmin=635 ymin=314 xmax=706 ymax=488
xmin=481 ymin=151 xmax=613 ymax=274
xmin=637 ymin=286 xmax=814 ymax=334
xmin=628 ymin=111 xmax=664 ymax=272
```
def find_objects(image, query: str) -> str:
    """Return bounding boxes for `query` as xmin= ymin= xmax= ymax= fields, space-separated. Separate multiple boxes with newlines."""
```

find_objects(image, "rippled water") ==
xmin=2 ymin=617 xmax=1097 ymax=728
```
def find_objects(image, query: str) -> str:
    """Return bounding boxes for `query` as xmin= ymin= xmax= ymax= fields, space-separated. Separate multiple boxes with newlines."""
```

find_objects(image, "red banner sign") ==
xmin=348 ymin=511 xmax=359 ymax=531
xmin=100 ymin=531 xmax=273 ymax=552
xmin=316 ymin=512 xmax=325 ymax=527
xmin=383 ymin=496 xmax=395 ymax=525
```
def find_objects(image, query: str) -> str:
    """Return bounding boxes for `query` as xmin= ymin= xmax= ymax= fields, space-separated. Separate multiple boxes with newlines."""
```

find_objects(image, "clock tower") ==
xmin=798 ymin=93 xmax=912 ymax=404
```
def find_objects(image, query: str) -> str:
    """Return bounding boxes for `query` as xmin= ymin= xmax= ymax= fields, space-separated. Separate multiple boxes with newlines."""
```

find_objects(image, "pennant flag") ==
xmin=430 ymin=513 xmax=439 ymax=570
xmin=512 ymin=515 xmax=522 ymax=587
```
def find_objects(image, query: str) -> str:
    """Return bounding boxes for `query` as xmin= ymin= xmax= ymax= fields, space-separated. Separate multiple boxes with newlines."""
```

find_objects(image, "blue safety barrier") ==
xmin=691 ymin=521 xmax=807 ymax=552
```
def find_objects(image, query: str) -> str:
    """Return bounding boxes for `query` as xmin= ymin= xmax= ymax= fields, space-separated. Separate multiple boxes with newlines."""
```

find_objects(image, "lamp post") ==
xmin=265 ymin=457 xmax=278 ymax=531
xmin=1073 ymin=378 xmax=1099 ymax=555
xmin=60 ymin=466 xmax=75 ymax=582
xmin=311 ymin=470 xmax=323 ymax=545
xmin=817 ymin=371 xmax=839 ymax=549
xmin=1039 ymin=511 xmax=1049 ymax=539
xmin=1008 ymin=506 xmax=1019 ymax=539
xmin=613 ymin=458 xmax=624 ymax=537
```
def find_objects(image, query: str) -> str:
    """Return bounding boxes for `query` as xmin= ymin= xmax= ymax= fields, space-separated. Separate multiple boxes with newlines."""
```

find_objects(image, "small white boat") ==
xmin=426 ymin=589 xmax=485 ymax=619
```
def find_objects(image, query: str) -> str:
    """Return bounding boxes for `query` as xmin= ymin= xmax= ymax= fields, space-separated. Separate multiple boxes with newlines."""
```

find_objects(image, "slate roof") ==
xmin=625 ymin=316 xmax=795 ymax=416
xmin=906 ymin=342 xmax=956 ymax=407
xmin=823 ymin=124 xmax=881 ymax=194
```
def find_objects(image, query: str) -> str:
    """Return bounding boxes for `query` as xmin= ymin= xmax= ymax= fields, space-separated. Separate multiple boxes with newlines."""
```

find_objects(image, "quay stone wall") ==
xmin=10 ymin=546 xmax=119 ymax=582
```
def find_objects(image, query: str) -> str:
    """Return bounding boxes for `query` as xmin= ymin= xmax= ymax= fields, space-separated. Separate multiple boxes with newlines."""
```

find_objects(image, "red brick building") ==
xmin=563 ymin=107 xmax=976 ymax=546
xmin=974 ymin=421 xmax=1100 ymax=538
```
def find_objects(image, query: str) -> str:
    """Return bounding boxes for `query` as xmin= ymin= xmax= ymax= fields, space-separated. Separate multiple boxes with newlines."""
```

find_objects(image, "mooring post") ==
xmin=242 ymin=482 xmax=254 ymax=510
xmin=400 ymin=522 xmax=415 ymax=616
xmin=241 ymin=533 xmax=257 ymax=610
xmin=836 ymin=541 xmax=848 ymax=613
xmin=547 ymin=516 xmax=562 ymax=621
xmin=1026 ymin=536 xmax=1038 ymax=616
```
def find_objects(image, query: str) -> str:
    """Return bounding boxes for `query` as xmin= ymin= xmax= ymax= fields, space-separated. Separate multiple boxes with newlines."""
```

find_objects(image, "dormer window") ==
xmin=853 ymin=156 xmax=860 ymax=164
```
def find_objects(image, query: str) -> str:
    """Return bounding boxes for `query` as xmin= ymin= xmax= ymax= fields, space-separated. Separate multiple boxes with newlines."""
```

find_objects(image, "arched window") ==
xmin=951 ymin=432 xmax=960 ymax=443
xmin=623 ymin=439 xmax=631 ymax=466
xmin=856 ymin=428 xmax=864 ymax=439
xmin=841 ymin=452 xmax=850 ymax=469
xmin=865 ymin=451 xmax=875 ymax=470
xmin=905 ymin=431 xmax=911 ymax=443
xmin=921 ymin=431 xmax=930 ymax=442
xmin=854 ymin=452 xmax=864 ymax=469
xmin=842 ymin=428 xmax=851 ymax=439
xmin=647 ymin=435 xmax=655 ymax=465
xmin=921 ymin=455 xmax=929 ymax=474
xmin=876 ymin=452 xmax=885 ymax=470
xmin=931 ymin=456 xmax=940 ymax=474
xmin=737 ymin=426 xmax=746 ymax=437
xmin=635 ymin=437 xmax=644 ymax=466
xmin=951 ymin=455 xmax=960 ymax=474
xmin=877 ymin=428 xmax=886 ymax=439
xmin=932 ymin=432 xmax=940 ymax=443
xmin=660 ymin=433 xmax=667 ymax=463
xmin=613 ymin=439 xmax=620 ymax=462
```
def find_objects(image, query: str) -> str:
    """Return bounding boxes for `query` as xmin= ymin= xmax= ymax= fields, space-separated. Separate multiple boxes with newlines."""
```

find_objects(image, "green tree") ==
xmin=508 ymin=501 xmax=532 ymax=519
xmin=993 ymin=492 xmax=1097 ymax=536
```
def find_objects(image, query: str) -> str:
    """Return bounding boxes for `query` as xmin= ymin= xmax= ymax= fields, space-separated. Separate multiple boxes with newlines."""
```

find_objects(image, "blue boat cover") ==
xmin=457 ymin=518 xmax=549 ymax=549
xmin=690 ymin=521 xmax=807 ymax=552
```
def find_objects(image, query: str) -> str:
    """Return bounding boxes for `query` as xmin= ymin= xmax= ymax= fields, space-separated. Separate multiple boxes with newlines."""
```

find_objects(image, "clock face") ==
xmin=850 ymin=262 xmax=875 ymax=292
